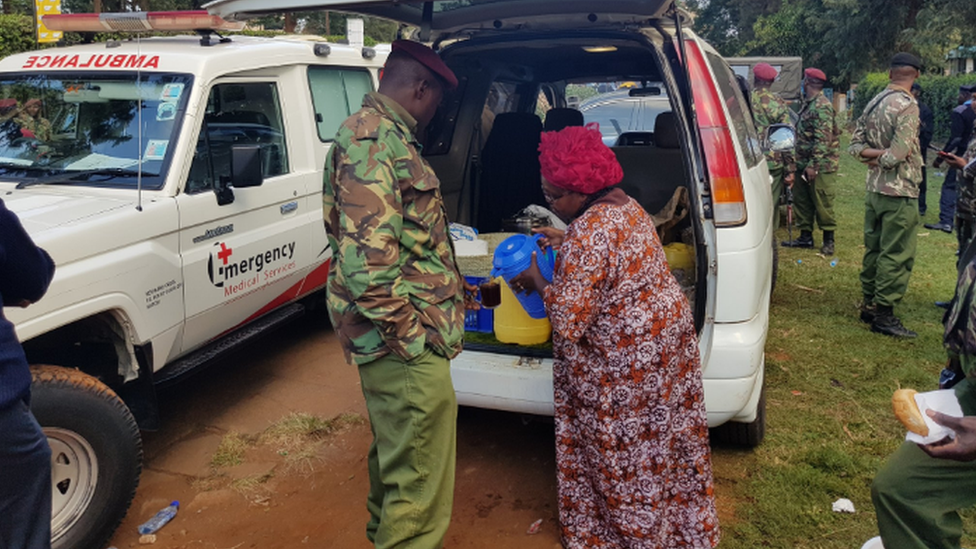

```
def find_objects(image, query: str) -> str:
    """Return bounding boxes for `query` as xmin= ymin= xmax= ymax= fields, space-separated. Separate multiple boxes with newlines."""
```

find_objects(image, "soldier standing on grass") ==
xmin=946 ymin=99 xmax=976 ymax=256
xmin=849 ymin=52 xmax=923 ymax=339
xmin=751 ymin=62 xmax=796 ymax=231
xmin=323 ymin=40 xmax=477 ymax=549
xmin=926 ymin=85 xmax=976 ymax=234
xmin=782 ymin=67 xmax=840 ymax=255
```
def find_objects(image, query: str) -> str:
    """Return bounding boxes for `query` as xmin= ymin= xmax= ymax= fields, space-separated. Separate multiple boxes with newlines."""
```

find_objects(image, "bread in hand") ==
xmin=892 ymin=389 xmax=929 ymax=436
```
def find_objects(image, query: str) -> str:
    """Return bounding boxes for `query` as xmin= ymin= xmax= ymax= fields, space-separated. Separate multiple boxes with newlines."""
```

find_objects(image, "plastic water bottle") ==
xmin=138 ymin=501 xmax=179 ymax=535
xmin=830 ymin=259 xmax=838 ymax=267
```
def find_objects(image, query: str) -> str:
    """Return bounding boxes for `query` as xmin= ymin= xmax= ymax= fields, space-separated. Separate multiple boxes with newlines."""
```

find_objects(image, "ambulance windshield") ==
xmin=0 ymin=72 xmax=193 ymax=189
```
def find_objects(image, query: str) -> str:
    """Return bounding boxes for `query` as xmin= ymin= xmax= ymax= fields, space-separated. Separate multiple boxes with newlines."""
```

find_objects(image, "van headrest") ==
xmin=543 ymin=108 xmax=584 ymax=132
xmin=615 ymin=132 xmax=654 ymax=146
xmin=653 ymin=111 xmax=680 ymax=149
xmin=488 ymin=112 xmax=543 ymax=141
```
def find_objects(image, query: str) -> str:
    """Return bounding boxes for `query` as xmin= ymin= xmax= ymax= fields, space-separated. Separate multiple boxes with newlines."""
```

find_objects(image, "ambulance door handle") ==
xmin=280 ymin=201 xmax=298 ymax=215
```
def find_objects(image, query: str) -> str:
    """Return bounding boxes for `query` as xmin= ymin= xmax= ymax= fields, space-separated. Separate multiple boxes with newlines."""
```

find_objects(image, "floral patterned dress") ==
xmin=542 ymin=188 xmax=719 ymax=548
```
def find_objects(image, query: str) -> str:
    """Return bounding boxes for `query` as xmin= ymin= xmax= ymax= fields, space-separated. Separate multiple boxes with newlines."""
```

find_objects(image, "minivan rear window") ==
xmin=705 ymin=52 xmax=763 ymax=167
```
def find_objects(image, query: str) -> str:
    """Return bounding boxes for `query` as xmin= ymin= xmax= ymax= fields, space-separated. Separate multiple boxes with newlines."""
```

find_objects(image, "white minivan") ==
xmin=207 ymin=0 xmax=786 ymax=447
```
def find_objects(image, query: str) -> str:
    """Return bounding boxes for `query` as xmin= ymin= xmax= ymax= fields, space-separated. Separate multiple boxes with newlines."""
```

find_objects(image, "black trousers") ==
xmin=0 ymin=400 xmax=51 ymax=549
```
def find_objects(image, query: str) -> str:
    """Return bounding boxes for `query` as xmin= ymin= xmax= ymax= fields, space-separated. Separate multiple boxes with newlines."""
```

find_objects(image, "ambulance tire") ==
xmin=30 ymin=365 xmax=143 ymax=549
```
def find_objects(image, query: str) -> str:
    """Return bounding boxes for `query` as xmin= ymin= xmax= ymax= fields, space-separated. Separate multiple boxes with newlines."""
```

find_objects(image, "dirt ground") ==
xmin=107 ymin=313 xmax=743 ymax=549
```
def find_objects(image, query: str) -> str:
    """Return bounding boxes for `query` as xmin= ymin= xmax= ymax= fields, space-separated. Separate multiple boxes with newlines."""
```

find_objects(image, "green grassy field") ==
xmin=715 ymin=138 xmax=968 ymax=549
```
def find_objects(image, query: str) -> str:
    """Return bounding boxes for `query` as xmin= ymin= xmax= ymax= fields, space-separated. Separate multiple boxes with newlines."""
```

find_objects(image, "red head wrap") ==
xmin=538 ymin=123 xmax=623 ymax=194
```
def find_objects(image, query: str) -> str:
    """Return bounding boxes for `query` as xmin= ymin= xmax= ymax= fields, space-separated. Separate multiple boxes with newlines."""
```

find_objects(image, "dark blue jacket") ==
xmin=943 ymin=104 xmax=976 ymax=155
xmin=0 ymin=198 xmax=55 ymax=409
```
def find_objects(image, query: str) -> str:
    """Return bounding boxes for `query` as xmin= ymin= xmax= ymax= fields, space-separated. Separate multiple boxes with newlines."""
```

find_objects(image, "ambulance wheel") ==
xmin=30 ymin=365 xmax=143 ymax=549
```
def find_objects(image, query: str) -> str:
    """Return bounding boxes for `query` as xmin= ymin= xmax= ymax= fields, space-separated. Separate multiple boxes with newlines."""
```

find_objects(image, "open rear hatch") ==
xmin=205 ymin=0 xmax=721 ymax=416
xmin=205 ymin=0 xmax=672 ymax=42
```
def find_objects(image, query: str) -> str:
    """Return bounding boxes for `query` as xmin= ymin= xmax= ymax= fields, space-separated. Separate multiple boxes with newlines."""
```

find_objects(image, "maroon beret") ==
xmin=804 ymin=67 xmax=827 ymax=82
xmin=391 ymin=39 xmax=458 ymax=91
xmin=753 ymin=63 xmax=778 ymax=82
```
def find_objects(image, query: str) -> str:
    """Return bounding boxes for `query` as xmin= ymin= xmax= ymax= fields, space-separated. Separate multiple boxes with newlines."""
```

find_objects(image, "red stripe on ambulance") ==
xmin=22 ymin=54 xmax=160 ymax=70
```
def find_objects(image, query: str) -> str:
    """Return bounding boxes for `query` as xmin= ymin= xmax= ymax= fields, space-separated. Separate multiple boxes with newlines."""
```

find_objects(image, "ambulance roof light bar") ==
xmin=42 ymin=10 xmax=245 ymax=33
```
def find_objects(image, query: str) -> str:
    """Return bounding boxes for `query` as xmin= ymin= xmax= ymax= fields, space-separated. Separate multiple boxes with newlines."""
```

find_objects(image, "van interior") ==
xmin=421 ymin=32 xmax=704 ymax=349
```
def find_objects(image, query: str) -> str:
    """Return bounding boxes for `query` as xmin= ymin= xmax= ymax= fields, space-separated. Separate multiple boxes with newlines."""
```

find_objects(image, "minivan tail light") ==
xmin=682 ymin=39 xmax=747 ymax=226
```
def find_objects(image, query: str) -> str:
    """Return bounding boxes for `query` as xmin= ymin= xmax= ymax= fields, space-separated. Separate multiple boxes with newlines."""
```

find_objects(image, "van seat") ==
xmin=477 ymin=112 xmax=545 ymax=232
xmin=612 ymin=112 xmax=686 ymax=215
xmin=543 ymin=108 xmax=583 ymax=132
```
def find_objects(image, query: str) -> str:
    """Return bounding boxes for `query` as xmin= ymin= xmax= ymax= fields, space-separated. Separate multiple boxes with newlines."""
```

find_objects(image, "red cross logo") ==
xmin=217 ymin=242 xmax=233 ymax=265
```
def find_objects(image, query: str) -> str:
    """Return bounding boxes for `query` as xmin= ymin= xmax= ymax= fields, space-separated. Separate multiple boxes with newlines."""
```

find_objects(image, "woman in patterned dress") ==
xmin=510 ymin=123 xmax=719 ymax=548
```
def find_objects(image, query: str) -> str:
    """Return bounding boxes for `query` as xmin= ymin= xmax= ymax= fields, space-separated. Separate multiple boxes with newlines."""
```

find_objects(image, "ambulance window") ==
xmin=186 ymin=82 xmax=289 ymax=194
xmin=307 ymin=67 xmax=373 ymax=141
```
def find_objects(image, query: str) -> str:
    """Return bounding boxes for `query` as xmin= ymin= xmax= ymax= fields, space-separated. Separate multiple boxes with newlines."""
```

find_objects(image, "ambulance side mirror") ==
xmin=230 ymin=145 xmax=263 ymax=188
xmin=213 ymin=145 xmax=263 ymax=206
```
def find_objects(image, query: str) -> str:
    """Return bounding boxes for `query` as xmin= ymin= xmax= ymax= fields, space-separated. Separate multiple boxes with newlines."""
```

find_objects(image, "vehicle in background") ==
xmin=727 ymin=56 xmax=804 ymax=102
xmin=578 ymin=86 xmax=671 ymax=146
xmin=2 ymin=10 xmax=387 ymax=548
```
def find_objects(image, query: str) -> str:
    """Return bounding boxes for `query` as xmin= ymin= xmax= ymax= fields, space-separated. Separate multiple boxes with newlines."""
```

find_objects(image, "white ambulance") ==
xmin=1 ymin=11 xmax=387 ymax=549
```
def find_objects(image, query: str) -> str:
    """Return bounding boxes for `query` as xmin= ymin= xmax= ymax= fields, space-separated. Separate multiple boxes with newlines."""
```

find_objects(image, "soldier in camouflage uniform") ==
xmin=782 ymin=67 xmax=840 ymax=255
xmin=751 ymin=62 xmax=796 ymax=231
xmin=323 ymin=40 xmax=469 ymax=549
xmin=849 ymin=53 xmax=923 ymax=338
xmin=14 ymin=99 xmax=51 ymax=142
xmin=871 ymin=213 xmax=976 ymax=549
xmin=949 ymin=100 xmax=976 ymax=253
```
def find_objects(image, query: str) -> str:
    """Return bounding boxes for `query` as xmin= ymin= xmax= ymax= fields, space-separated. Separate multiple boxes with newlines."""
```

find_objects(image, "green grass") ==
xmin=210 ymin=432 xmax=254 ymax=469
xmin=717 ymin=136 xmax=965 ymax=548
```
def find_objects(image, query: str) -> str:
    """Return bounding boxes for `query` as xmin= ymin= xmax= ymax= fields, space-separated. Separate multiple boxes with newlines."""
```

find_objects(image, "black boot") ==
xmin=783 ymin=230 xmax=814 ymax=248
xmin=821 ymin=231 xmax=835 ymax=255
xmin=871 ymin=305 xmax=917 ymax=338
xmin=859 ymin=302 xmax=876 ymax=324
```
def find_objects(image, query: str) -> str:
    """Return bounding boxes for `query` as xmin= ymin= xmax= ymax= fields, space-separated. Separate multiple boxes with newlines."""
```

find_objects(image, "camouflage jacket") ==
xmin=323 ymin=92 xmax=465 ymax=365
xmin=751 ymin=87 xmax=796 ymax=173
xmin=849 ymin=84 xmax=922 ymax=198
xmin=945 ymin=239 xmax=976 ymax=373
xmin=795 ymin=90 xmax=839 ymax=173
xmin=954 ymin=126 xmax=976 ymax=219
xmin=14 ymin=113 xmax=51 ymax=141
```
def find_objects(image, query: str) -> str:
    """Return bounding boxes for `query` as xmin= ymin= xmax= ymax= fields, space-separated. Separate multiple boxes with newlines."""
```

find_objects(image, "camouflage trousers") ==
xmin=358 ymin=348 xmax=457 ymax=549
xmin=872 ymin=370 xmax=976 ymax=549
xmin=792 ymin=168 xmax=837 ymax=232
xmin=769 ymin=164 xmax=789 ymax=231
xmin=860 ymin=192 xmax=919 ymax=308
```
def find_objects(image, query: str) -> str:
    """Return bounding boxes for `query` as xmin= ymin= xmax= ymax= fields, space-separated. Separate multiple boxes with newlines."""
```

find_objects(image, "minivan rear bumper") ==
xmin=451 ymin=303 xmax=767 ymax=427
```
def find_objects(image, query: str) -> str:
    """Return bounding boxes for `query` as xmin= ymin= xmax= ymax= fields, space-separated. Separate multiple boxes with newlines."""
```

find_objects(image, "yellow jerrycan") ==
xmin=493 ymin=277 xmax=551 ymax=345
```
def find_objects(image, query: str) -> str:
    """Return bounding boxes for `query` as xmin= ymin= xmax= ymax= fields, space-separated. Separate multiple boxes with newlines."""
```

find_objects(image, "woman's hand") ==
xmin=462 ymin=278 xmax=481 ymax=310
xmin=532 ymin=226 xmax=565 ymax=250
xmin=509 ymin=252 xmax=549 ymax=295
